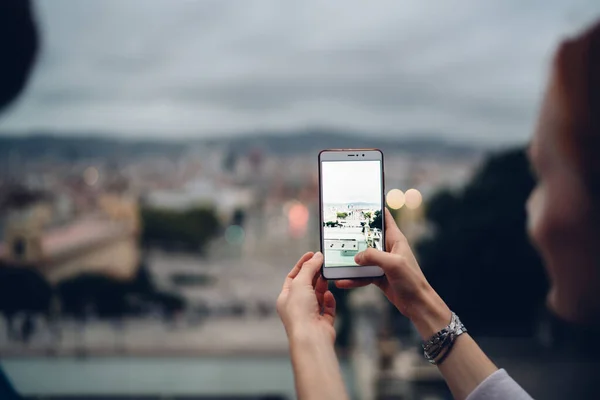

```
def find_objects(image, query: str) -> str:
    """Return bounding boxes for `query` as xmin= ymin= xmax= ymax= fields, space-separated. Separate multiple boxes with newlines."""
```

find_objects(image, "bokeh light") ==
xmin=83 ymin=166 xmax=99 ymax=186
xmin=405 ymin=188 xmax=423 ymax=210
xmin=224 ymin=225 xmax=245 ymax=245
xmin=386 ymin=189 xmax=405 ymax=210
xmin=288 ymin=202 xmax=309 ymax=237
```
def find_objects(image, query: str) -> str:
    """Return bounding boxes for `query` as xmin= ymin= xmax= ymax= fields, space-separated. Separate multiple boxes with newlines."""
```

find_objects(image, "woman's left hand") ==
xmin=277 ymin=251 xmax=337 ymax=345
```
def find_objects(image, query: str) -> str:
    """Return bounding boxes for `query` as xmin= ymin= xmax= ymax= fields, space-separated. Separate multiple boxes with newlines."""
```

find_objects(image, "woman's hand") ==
xmin=277 ymin=251 xmax=336 ymax=345
xmin=278 ymin=252 xmax=349 ymax=400
xmin=336 ymin=209 xmax=451 ymax=339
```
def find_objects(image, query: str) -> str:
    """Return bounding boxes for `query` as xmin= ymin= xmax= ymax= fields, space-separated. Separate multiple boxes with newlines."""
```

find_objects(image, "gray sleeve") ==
xmin=466 ymin=369 xmax=533 ymax=400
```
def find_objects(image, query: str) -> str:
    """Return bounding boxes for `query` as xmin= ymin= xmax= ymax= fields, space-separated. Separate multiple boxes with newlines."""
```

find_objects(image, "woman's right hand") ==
xmin=335 ymin=208 xmax=452 ymax=339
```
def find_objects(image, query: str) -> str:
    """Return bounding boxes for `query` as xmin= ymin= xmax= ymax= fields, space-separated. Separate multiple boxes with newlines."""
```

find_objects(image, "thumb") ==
xmin=355 ymin=248 xmax=404 ymax=279
xmin=295 ymin=252 xmax=323 ymax=285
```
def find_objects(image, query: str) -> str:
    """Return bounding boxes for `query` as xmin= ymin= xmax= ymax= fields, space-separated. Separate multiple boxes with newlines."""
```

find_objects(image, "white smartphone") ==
xmin=318 ymin=149 xmax=385 ymax=280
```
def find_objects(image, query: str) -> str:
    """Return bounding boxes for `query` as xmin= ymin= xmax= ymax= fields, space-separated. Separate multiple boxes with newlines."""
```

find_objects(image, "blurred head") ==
xmin=527 ymin=20 xmax=600 ymax=325
xmin=0 ymin=0 xmax=38 ymax=112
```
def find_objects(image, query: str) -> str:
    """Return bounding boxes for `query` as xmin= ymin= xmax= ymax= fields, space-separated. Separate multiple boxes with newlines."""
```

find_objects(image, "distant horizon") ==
xmin=0 ymin=128 xmax=497 ymax=148
xmin=0 ymin=116 xmax=532 ymax=147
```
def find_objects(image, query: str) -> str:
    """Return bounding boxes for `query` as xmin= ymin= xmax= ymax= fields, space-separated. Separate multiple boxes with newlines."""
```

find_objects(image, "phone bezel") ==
xmin=318 ymin=149 xmax=386 ymax=280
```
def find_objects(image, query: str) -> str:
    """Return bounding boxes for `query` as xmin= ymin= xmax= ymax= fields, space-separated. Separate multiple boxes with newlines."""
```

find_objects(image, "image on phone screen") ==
xmin=321 ymin=159 xmax=383 ymax=268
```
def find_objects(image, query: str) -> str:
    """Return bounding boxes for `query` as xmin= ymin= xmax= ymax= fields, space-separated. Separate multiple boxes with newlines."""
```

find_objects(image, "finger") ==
xmin=322 ymin=290 xmax=336 ymax=325
xmin=384 ymin=208 xmax=407 ymax=254
xmin=355 ymin=248 xmax=404 ymax=278
xmin=334 ymin=279 xmax=374 ymax=289
xmin=315 ymin=276 xmax=328 ymax=307
xmin=312 ymin=270 xmax=320 ymax=290
xmin=283 ymin=252 xmax=314 ymax=290
xmin=295 ymin=252 xmax=324 ymax=285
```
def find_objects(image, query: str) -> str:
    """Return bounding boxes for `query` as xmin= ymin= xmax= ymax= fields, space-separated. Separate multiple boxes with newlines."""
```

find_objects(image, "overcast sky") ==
xmin=322 ymin=161 xmax=382 ymax=204
xmin=0 ymin=0 xmax=598 ymax=144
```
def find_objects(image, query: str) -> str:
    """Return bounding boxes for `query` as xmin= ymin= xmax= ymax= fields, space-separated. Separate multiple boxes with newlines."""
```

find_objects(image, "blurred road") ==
xmin=0 ymin=315 xmax=288 ymax=357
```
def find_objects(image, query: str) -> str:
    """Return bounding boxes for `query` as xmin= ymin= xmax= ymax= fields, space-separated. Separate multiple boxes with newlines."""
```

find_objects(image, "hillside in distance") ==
xmin=0 ymin=134 xmax=185 ymax=162
xmin=0 ymin=129 xmax=485 ymax=161
xmin=208 ymin=129 xmax=484 ymax=157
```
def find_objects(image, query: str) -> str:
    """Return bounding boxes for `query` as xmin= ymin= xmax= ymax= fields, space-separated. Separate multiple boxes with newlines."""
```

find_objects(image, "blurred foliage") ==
xmin=417 ymin=147 xmax=547 ymax=336
xmin=0 ymin=266 xmax=53 ymax=341
xmin=0 ymin=260 xmax=184 ymax=324
xmin=57 ymin=275 xmax=132 ymax=318
xmin=57 ymin=262 xmax=185 ymax=319
xmin=0 ymin=267 xmax=52 ymax=317
xmin=141 ymin=206 xmax=221 ymax=253
xmin=336 ymin=212 xmax=348 ymax=219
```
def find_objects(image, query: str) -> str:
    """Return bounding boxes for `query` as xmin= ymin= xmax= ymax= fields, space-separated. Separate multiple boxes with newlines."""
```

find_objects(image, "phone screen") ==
xmin=321 ymin=159 xmax=384 ymax=268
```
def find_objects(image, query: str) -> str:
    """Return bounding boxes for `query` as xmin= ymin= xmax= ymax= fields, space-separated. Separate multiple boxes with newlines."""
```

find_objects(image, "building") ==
xmin=0 ymin=192 xmax=140 ymax=285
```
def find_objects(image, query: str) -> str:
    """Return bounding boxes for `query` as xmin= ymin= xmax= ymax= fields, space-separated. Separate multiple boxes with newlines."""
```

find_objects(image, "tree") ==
xmin=416 ymin=148 xmax=547 ymax=336
xmin=141 ymin=206 xmax=221 ymax=253
xmin=0 ymin=266 xmax=53 ymax=341
xmin=57 ymin=263 xmax=186 ymax=320
xmin=336 ymin=212 xmax=348 ymax=219
xmin=370 ymin=210 xmax=382 ymax=230
xmin=57 ymin=274 xmax=129 ymax=318
xmin=363 ymin=211 xmax=372 ymax=220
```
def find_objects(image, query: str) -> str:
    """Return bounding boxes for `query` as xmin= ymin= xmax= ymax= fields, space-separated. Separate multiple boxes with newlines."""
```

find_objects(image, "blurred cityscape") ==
xmin=0 ymin=132 xmax=480 ymax=399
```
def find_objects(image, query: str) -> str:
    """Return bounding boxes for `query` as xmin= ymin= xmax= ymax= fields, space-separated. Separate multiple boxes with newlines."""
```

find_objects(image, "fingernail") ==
xmin=312 ymin=251 xmax=322 ymax=259
xmin=355 ymin=252 xmax=363 ymax=263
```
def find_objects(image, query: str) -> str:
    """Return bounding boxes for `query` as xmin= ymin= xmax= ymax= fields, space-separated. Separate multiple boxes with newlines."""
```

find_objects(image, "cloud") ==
xmin=0 ymin=0 xmax=598 ymax=144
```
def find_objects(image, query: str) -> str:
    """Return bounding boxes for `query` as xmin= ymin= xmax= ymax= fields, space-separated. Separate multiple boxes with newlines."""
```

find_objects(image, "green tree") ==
xmin=336 ymin=212 xmax=348 ymax=219
xmin=141 ymin=206 xmax=221 ymax=253
xmin=363 ymin=211 xmax=372 ymax=220
xmin=369 ymin=210 xmax=382 ymax=230
xmin=416 ymin=148 xmax=547 ymax=336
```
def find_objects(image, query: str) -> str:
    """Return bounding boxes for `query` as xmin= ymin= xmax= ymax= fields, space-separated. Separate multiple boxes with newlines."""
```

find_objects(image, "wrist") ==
xmin=289 ymin=327 xmax=332 ymax=349
xmin=408 ymin=286 xmax=452 ymax=340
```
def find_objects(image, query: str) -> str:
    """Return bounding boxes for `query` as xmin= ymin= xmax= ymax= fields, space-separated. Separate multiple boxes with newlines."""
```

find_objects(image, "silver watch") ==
xmin=422 ymin=311 xmax=467 ymax=365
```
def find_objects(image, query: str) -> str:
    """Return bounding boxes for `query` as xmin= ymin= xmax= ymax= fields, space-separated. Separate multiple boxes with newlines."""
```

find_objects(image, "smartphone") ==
xmin=318 ymin=149 xmax=385 ymax=280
